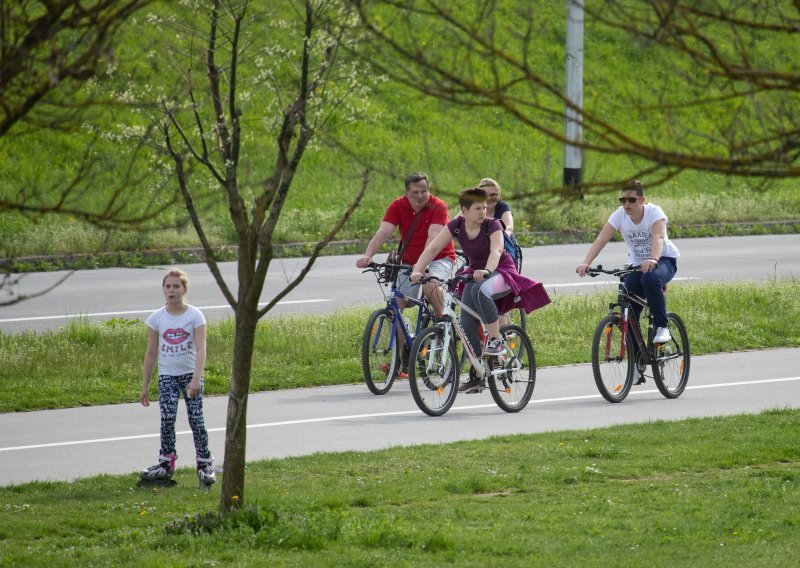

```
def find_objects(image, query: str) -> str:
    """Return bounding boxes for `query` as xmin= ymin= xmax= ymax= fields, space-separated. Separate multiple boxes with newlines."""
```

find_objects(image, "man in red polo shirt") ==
xmin=356 ymin=172 xmax=456 ymax=317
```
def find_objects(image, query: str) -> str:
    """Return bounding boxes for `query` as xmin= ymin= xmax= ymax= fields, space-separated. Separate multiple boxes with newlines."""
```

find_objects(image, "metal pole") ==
xmin=564 ymin=0 xmax=584 ymax=196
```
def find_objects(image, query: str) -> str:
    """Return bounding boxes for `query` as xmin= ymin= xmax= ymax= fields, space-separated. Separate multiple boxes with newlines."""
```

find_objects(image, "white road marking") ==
xmin=2 ymin=375 xmax=797 ymax=453
xmin=0 ymin=299 xmax=333 ymax=323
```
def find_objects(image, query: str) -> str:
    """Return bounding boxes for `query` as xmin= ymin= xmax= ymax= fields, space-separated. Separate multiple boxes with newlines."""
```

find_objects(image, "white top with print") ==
xmin=608 ymin=203 xmax=680 ymax=265
xmin=145 ymin=305 xmax=206 ymax=376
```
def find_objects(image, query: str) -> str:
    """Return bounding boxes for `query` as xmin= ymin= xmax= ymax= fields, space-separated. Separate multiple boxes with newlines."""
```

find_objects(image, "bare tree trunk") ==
xmin=219 ymin=293 xmax=259 ymax=511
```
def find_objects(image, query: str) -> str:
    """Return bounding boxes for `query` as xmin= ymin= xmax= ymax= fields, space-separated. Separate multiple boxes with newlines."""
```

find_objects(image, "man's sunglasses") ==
xmin=618 ymin=197 xmax=639 ymax=204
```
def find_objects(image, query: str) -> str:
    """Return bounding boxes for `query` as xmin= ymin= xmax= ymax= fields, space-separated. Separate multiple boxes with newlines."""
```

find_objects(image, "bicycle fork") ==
xmin=602 ymin=307 xmax=627 ymax=362
xmin=421 ymin=322 xmax=454 ymax=377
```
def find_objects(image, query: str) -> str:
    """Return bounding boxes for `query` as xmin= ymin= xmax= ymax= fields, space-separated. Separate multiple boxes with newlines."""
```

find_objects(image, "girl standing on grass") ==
xmin=139 ymin=268 xmax=215 ymax=487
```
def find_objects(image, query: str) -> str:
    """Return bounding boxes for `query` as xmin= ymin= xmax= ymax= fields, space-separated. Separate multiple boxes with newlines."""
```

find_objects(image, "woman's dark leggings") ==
xmin=460 ymin=279 xmax=509 ymax=357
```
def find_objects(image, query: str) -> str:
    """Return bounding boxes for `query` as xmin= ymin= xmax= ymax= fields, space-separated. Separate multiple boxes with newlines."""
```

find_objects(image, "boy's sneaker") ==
xmin=140 ymin=454 xmax=176 ymax=480
xmin=482 ymin=338 xmax=507 ymax=357
xmin=459 ymin=366 xmax=484 ymax=394
xmin=197 ymin=457 xmax=217 ymax=486
xmin=653 ymin=327 xmax=671 ymax=344
xmin=634 ymin=369 xmax=646 ymax=385
xmin=459 ymin=375 xmax=483 ymax=394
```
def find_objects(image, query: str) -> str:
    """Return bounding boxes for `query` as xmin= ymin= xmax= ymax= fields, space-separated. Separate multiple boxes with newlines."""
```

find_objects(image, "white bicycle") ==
xmin=408 ymin=274 xmax=536 ymax=416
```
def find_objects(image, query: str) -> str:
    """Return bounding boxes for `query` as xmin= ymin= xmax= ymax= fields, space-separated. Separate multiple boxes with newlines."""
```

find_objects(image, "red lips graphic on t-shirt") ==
xmin=163 ymin=328 xmax=190 ymax=345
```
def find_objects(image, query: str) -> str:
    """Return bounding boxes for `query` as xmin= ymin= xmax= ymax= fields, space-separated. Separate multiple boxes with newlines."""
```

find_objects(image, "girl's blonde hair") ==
xmin=162 ymin=268 xmax=189 ymax=290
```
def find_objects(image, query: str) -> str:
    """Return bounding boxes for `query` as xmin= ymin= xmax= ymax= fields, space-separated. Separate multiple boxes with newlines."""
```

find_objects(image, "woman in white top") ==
xmin=575 ymin=179 xmax=680 ymax=346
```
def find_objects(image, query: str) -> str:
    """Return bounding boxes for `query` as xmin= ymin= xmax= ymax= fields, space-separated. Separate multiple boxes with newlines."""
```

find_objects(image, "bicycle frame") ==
xmin=595 ymin=267 xmax=655 ymax=365
xmin=366 ymin=263 xmax=434 ymax=356
xmin=381 ymin=289 xmax=432 ymax=352
xmin=425 ymin=277 xmax=507 ymax=381
xmin=612 ymin=290 xmax=654 ymax=364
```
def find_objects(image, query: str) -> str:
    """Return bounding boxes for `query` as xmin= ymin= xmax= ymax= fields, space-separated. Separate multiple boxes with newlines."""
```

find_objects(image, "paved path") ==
xmin=2 ymin=348 xmax=798 ymax=487
xmin=2 ymin=234 xmax=798 ymax=333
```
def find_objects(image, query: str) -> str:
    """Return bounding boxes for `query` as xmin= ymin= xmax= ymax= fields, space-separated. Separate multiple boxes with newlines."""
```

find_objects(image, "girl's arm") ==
xmin=188 ymin=323 xmax=207 ymax=398
xmin=141 ymin=327 xmax=158 ymax=406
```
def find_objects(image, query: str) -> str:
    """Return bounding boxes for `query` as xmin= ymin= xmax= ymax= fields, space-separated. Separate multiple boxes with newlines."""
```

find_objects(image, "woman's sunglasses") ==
xmin=618 ymin=197 xmax=639 ymax=204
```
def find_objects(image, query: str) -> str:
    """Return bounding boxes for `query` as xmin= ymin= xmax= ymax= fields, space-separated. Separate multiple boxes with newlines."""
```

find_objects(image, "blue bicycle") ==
xmin=361 ymin=261 xmax=435 ymax=394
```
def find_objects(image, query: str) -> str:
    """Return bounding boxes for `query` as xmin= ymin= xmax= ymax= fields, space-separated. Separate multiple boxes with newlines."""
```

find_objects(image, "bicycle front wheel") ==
xmin=361 ymin=309 xmax=397 ymax=395
xmin=408 ymin=326 xmax=459 ymax=416
xmin=652 ymin=312 xmax=690 ymax=398
xmin=591 ymin=314 xmax=634 ymax=403
xmin=489 ymin=324 xmax=536 ymax=412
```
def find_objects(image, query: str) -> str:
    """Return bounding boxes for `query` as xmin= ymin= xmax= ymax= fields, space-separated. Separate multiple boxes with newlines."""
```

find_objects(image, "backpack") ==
xmin=504 ymin=231 xmax=523 ymax=273
xmin=453 ymin=217 xmax=523 ymax=273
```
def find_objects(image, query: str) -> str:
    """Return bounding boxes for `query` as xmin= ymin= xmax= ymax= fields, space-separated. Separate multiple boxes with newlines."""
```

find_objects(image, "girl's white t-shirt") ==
xmin=608 ymin=203 xmax=680 ymax=265
xmin=145 ymin=305 xmax=206 ymax=376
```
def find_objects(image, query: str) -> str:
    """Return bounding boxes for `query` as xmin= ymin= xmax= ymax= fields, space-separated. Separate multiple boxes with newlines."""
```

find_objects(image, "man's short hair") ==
xmin=622 ymin=179 xmax=644 ymax=196
xmin=404 ymin=172 xmax=430 ymax=190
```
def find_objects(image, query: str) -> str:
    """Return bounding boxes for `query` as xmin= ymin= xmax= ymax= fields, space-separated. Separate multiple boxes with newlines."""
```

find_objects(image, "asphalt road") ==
xmin=1 ymin=234 xmax=798 ymax=333
xmin=1 ymin=348 xmax=798 ymax=486
xmin=1 ymin=234 xmax=798 ymax=487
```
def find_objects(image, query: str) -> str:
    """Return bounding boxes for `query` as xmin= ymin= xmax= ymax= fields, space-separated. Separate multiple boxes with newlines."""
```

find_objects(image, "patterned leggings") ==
xmin=157 ymin=373 xmax=211 ymax=461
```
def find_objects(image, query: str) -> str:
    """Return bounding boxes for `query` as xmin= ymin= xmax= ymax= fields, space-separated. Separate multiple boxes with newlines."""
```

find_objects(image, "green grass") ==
xmin=1 ymin=409 xmax=798 ymax=566
xmin=1 ymin=278 xmax=798 ymax=413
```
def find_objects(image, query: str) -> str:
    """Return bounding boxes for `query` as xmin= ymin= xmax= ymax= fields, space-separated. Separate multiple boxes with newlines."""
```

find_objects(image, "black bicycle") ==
xmin=587 ymin=265 xmax=690 ymax=402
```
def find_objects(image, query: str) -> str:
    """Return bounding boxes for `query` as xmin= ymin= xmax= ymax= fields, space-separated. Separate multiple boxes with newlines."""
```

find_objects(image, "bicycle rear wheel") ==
xmin=591 ymin=314 xmax=634 ymax=402
xmin=503 ymin=308 xmax=527 ymax=334
xmin=489 ymin=324 xmax=536 ymax=412
xmin=652 ymin=312 xmax=690 ymax=398
xmin=361 ymin=309 xmax=397 ymax=395
xmin=409 ymin=326 xmax=459 ymax=416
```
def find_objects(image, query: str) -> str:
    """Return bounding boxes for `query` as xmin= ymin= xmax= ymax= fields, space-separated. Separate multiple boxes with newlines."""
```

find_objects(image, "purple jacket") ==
xmin=456 ymin=250 xmax=551 ymax=314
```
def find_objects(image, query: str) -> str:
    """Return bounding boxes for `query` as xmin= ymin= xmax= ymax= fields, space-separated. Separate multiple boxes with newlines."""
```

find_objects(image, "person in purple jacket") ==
xmin=411 ymin=187 xmax=550 ymax=380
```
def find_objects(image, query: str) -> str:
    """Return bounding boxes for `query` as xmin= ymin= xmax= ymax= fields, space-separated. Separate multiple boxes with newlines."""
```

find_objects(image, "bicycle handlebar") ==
xmin=418 ymin=274 xmax=444 ymax=285
xmin=361 ymin=261 xmax=412 ymax=274
xmin=586 ymin=264 xmax=646 ymax=278
xmin=419 ymin=271 xmax=474 ymax=286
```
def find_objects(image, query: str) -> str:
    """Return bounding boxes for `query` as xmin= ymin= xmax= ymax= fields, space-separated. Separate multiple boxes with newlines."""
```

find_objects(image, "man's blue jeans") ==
xmin=623 ymin=256 xmax=678 ymax=329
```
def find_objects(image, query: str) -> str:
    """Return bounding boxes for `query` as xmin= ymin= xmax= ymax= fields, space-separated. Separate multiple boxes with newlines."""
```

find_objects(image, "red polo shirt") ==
xmin=383 ymin=194 xmax=457 ymax=265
